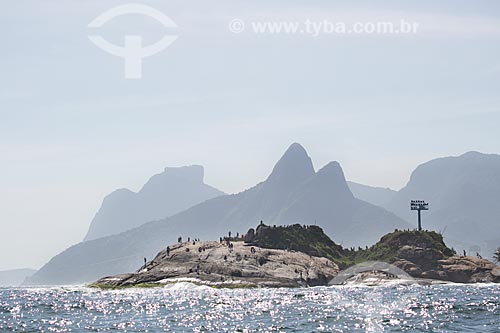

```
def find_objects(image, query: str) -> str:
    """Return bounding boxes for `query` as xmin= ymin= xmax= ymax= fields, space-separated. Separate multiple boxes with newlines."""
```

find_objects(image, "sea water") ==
xmin=1 ymin=283 xmax=499 ymax=332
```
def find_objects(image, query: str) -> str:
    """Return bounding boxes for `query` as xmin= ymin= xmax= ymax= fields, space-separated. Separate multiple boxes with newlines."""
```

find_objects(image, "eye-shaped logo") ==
xmin=88 ymin=3 xmax=178 ymax=79
xmin=329 ymin=261 xmax=420 ymax=331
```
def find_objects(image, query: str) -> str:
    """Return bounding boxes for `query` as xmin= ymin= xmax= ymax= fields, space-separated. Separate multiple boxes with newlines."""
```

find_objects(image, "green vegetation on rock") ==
xmin=355 ymin=229 xmax=455 ymax=263
xmin=246 ymin=224 xmax=456 ymax=269
xmin=494 ymin=248 xmax=500 ymax=263
xmin=247 ymin=223 xmax=346 ymax=261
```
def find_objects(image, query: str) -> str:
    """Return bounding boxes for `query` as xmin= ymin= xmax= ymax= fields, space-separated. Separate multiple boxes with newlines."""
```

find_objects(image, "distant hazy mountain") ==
xmin=0 ymin=269 xmax=36 ymax=286
xmin=385 ymin=151 xmax=500 ymax=256
xmin=84 ymin=165 xmax=225 ymax=241
xmin=347 ymin=181 xmax=397 ymax=207
xmin=26 ymin=143 xmax=408 ymax=285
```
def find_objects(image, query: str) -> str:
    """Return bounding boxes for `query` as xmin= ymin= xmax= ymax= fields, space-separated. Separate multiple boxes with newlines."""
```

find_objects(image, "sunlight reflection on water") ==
xmin=0 ymin=284 xmax=499 ymax=332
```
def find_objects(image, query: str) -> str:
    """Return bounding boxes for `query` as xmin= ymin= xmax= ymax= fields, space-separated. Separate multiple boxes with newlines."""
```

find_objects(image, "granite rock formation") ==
xmin=92 ymin=240 xmax=339 ymax=288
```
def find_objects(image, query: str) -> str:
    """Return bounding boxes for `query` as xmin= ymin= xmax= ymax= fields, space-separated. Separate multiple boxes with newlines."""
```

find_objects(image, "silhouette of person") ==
xmin=166 ymin=246 xmax=170 ymax=256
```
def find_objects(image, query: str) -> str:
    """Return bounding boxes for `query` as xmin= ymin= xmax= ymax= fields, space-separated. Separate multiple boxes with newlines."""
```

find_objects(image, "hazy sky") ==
xmin=1 ymin=0 xmax=500 ymax=271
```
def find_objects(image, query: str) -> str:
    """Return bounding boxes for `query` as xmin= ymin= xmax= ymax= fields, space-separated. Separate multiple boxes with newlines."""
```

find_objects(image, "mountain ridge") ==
xmin=384 ymin=151 xmax=500 ymax=256
xmin=84 ymin=165 xmax=225 ymax=241
xmin=26 ymin=143 xmax=410 ymax=285
xmin=347 ymin=181 xmax=397 ymax=207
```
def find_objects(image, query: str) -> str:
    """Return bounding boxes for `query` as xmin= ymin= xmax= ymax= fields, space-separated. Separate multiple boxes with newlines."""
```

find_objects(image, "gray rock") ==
xmin=92 ymin=241 xmax=339 ymax=288
xmin=392 ymin=241 xmax=499 ymax=283
xmin=438 ymin=256 xmax=498 ymax=283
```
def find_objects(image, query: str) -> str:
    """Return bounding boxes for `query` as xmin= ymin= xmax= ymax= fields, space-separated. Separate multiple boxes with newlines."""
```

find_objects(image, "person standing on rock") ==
xmin=166 ymin=246 xmax=170 ymax=257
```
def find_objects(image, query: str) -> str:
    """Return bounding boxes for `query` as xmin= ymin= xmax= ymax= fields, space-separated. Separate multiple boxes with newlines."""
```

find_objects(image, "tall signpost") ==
xmin=410 ymin=200 xmax=429 ymax=231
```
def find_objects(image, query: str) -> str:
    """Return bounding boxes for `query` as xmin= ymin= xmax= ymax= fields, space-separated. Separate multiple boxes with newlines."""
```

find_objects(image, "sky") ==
xmin=1 ymin=0 xmax=500 ymax=271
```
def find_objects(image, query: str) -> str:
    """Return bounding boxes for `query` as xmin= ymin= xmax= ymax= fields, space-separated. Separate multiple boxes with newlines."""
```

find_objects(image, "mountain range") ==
xmin=25 ymin=143 xmax=408 ymax=285
xmin=24 ymin=146 xmax=500 ymax=285
xmin=84 ymin=165 xmax=224 ymax=241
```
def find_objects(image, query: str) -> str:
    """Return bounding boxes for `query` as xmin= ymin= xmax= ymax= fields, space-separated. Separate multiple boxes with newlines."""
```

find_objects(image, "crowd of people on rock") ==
xmin=177 ymin=236 xmax=202 ymax=243
xmin=152 ymin=225 xmax=327 ymax=283
xmin=166 ymin=230 xmax=264 ymax=270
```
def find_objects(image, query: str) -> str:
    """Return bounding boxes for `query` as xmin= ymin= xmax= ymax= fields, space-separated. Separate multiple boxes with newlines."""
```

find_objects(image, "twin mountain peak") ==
xmin=85 ymin=143 xmax=353 ymax=242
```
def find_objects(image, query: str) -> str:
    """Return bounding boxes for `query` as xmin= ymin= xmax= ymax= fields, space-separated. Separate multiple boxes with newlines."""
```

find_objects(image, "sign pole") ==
xmin=410 ymin=200 xmax=429 ymax=231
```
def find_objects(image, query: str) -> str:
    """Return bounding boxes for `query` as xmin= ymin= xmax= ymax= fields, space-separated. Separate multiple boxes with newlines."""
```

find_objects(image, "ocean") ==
xmin=1 ymin=283 xmax=499 ymax=332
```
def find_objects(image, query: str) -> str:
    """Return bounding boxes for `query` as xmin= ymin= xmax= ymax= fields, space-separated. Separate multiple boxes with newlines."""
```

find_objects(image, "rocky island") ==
xmin=91 ymin=241 xmax=339 ymax=288
xmin=348 ymin=229 xmax=500 ymax=284
xmin=91 ymin=223 xmax=500 ymax=288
